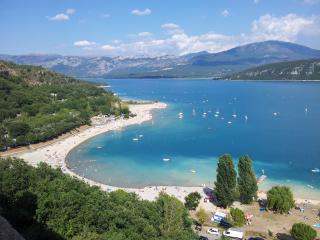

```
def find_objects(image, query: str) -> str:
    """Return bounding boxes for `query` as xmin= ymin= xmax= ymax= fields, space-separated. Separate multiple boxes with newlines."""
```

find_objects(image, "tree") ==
xmin=291 ymin=223 xmax=317 ymax=240
xmin=230 ymin=208 xmax=245 ymax=227
xmin=214 ymin=154 xmax=237 ymax=208
xmin=196 ymin=208 xmax=208 ymax=226
xmin=267 ymin=186 xmax=294 ymax=213
xmin=184 ymin=192 xmax=201 ymax=210
xmin=157 ymin=192 xmax=194 ymax=239
xmin=237 ymin=155 xmax=258 ymax=204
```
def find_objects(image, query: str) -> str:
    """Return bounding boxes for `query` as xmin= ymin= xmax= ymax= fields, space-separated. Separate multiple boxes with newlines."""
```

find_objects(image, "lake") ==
xmin=67 ymin=79 xmax=320 ymax=199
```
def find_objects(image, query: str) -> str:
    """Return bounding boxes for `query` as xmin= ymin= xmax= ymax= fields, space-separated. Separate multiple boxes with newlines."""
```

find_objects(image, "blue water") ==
xmin=67 ymin=79 xmax=320 ymax=197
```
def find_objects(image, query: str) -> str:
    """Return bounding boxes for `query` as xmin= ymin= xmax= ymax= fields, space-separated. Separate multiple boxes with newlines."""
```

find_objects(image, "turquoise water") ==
xmin=67 ymin=79 xmax=320 ymax=198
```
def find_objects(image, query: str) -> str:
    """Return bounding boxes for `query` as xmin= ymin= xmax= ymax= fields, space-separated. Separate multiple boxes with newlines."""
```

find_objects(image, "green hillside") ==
xmin=0 ymin=61 xmax=129 ymax=150
xmin=228 ymin=59 xmax=320 ymax=80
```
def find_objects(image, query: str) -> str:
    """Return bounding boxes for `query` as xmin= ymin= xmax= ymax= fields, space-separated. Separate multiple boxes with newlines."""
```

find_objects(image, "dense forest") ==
xmin=0 ymin=61 xmax=130 ymax=150
xmin=0 ymin=158 xmax=197 ymax=240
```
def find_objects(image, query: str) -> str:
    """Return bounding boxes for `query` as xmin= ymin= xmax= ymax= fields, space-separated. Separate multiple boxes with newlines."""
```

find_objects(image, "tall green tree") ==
xmin=267 ymin=186 xmax=294 ymax=213
xmin=214 ymin=154 xmax=237 ymax=208
xmin=237 ymin=155 xmax=258 ymax=204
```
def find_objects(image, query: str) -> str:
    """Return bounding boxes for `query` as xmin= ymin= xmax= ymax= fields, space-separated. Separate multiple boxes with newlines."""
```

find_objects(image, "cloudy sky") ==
xmin=0 ymin=0 xmax=319 ymax=56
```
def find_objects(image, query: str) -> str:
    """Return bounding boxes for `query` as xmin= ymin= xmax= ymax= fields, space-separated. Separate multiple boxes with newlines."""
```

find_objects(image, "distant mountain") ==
xmin=1 ymin=41 xmax=320 ymax=78
xmin=228 ymin=59 xmax=320 ymax=80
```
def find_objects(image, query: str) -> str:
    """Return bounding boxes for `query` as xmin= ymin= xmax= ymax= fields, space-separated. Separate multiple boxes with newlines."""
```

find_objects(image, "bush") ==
xmin=267 ymin=186 xmax=294 ymax=213
xmin=291 ymin=223 xmax=317 ymax=240
xmin=196 ymin=208 xmax=208 ymax=226
xmin=184 ymin=192 xmax=201 ymax=210
xmin=230 ymin=208 xmax=245 ymax=227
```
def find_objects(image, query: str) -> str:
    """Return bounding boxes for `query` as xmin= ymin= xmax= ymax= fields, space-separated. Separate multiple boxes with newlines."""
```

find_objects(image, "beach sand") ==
xmin=4 ymin=102 xmax=320 ymax=211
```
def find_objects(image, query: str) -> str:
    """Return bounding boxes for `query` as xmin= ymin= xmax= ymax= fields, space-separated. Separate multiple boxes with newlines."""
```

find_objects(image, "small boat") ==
xmin=305 ymin=107 xmax=308 ymax=113
xmin=244 ymin=115 xmax=248 ymax=121
xmin=232 ymin=114 xmax=237 ymax=118
xmin=163 ymin=158 xmax=171 ymax=162
xmin=221 ymin=117 xmax=224 ymax=120
xmin=307 ymin=184 xmax=314 ymax=189
xmin=97 ymin=146 xmax=103 ymax=149
xmin=132 ymin=138 xmax=139 ymax=141
xmin=228 ymin=121 xmax=232 ymax=124
xmin=192 ymin=109 xmax=196 ymax=116
xmin=190 ymin=169 xmax=196 ymax=173
xmin=311 ymin=168 xmax=320 ymax=173
xmin=215 ymin=111 xmax=220 ymax=114
xmin=139 ymin=134 xmax=143 ymax=138
xmin=273 ymin=112 xmax=279 ymax=116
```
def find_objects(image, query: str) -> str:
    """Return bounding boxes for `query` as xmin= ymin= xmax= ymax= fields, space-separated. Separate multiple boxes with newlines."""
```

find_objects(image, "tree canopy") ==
xmin=214 ymin=154 xmax=237 ymax=208
xmin=184 ymin=192 xmax=201 ymax=210
xmin=267 ymin=186 xmax=294 ymax=213
xmin=291 ymin=223 xmax=317 ymax=240
xmin=0 ymin=157 xmax=197 ymax=240
xmin=237 ymin=155 xmax=258 ymax=204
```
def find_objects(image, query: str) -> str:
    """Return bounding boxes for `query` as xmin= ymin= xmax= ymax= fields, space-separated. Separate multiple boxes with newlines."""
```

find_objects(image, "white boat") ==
xmin=192 ymin=109 xmax=196 ymax=116
xmin=305 ymin=107 xmax=308 ymax=113
xmin=214 ymin=114 xmax=219 ymax=118
xmin=307 ymin=184 xmax=314 ymax=189
xmin=163 ymin=158 xmax=171 ymax=162
xmin=97 ymin=146 xmax=103 ymax=149
xmin=139 ymin=134 xmax=143 ymax=138
xmin=232 ymin=114 xmax=237 ymax=118
xmin=215 ymin=111 xmax=220 ymax=114
xmin=244 ymin=115 xmax=248 ymax=121
xmin=190 ymin=169 xmax=196 ymax=173
xmin=273 ymin=112 xmax=278 ymax=116
xmin=311 ymin=168 xmax=320 ymax=173
xmin=228 ymin=121 xmax=232 ymax=124
xmin=132 ymin=138 xmax=139 ymax=141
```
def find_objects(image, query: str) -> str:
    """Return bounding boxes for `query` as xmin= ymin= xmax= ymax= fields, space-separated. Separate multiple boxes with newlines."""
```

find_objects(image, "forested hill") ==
xmin=228 ymin=59 xmax=320 ymax=80
xmin=0 ymin=61 xmax=129 ymax=150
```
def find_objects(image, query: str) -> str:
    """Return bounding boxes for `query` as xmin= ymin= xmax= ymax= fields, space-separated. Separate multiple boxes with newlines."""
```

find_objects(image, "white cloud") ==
xmin=101 ymin=44 xmax=117 ymax=51
xmin=47 ymin=8 xmax=76 ymax=21
xmin=66 ymin=8 xmax=76 ymax=15
xmin=251 ymin=14 xmax=315 ymax=42
xmin=75 ymin=14 xmax=320 ymax=57
xmin=137 ymin=32 xmax=153 ymax=37
xmin=131 ymin=8 xmax=151 ymax=16
xmin=74 ymin=40 xmax=96 ymax=47
xmin=161 ymin=23 xmax=180 ymax=29
xmin=221 ymin=9 xmax=230 ymax=17
xmin=48 ymin=13 xmax=69 ymax=21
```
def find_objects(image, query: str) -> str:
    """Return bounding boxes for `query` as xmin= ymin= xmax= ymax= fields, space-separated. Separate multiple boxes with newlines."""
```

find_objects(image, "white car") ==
xmin=207 ymin=228 xmax=219 ymax=235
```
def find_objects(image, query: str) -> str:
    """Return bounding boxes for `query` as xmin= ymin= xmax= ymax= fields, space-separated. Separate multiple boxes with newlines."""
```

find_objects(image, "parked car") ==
xmin=207 ymin=228 xmax=219 ymax=235
xmin=223 ymin=228 xmax=244 ymax=239
xmin=199 ymin=236 xmax=209 ymax=240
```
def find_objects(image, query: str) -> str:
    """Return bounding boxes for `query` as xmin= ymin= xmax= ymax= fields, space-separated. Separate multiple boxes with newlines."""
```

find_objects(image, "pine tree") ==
xmin=238 ymin=155 xmax=258 ymax=204
xmin=214 ymin=154 xmax=237 ymax=208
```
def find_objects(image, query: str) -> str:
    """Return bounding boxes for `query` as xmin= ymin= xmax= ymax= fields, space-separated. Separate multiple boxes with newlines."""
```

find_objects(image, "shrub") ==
xmin=184 ymin=192 xmax=201 ymax=210
xmin=291 ymin=223 xmax=317 ymax=240
xmin=196 ymin=208 xmax=208 ymax=226
xmin=267 ymin=186 xmax=294 ymax=213
xmin=230 ymin=208 xmax=245 ymax=227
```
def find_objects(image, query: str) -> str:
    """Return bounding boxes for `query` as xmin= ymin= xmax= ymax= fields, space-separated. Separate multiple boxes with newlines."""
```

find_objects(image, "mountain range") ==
xmin=1 ymin=40 xmax=320 ymax=79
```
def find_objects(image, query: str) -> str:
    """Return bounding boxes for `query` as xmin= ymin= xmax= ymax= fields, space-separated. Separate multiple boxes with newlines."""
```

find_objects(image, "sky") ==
xmin=0 ymin=0 xmax=320 ymax=57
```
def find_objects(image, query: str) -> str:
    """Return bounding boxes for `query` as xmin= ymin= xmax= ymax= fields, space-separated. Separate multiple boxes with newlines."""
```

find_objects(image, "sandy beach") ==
xmin=5 ymin=101 xmax=319 ymax=211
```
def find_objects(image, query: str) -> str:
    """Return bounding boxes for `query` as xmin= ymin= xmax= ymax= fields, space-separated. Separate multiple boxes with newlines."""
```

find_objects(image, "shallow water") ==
xmin=67 ymin=79 xmax=320 ymax=198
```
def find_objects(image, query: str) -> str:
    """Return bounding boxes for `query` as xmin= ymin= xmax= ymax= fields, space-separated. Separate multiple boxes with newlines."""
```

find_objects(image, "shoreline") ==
xmin=6 ymin=101 xmax=320 ymax=208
